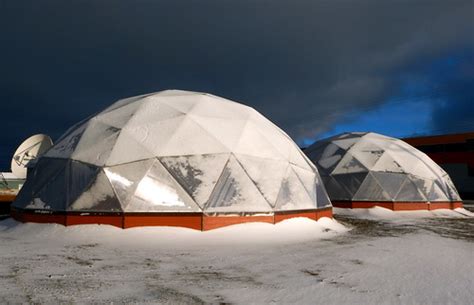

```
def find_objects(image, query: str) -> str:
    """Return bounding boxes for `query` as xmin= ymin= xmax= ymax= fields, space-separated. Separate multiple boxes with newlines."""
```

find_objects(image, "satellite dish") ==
xmin=11 ymin=134 xmax=53 ymax=179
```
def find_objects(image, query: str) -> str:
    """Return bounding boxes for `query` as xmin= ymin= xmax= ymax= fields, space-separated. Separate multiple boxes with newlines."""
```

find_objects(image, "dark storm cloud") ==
xmin=1 ymin=0 xmax=473 ymax=168
xmin=430 ymin=54 xmax=474 ymax=133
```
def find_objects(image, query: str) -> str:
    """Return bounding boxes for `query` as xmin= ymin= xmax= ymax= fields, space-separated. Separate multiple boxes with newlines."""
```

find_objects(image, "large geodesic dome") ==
xmin=304 ymin=132 xmax=462 ymax=210
xmin=12 ymin=90 xmax=332 ymax=229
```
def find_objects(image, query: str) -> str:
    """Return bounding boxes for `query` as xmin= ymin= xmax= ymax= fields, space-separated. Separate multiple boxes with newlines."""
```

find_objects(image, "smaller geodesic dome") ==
xmin=12 ymin=90 xmax=332 ymax=230
xmin=304 ymin=132 xmax=462 ymax=210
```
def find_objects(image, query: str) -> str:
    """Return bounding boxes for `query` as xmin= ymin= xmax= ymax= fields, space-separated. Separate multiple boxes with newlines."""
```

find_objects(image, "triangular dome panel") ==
xmin=349 ymin=139 xmax=384 ymax=169
xmin=157 ymin=116 xmax=230 ymax=156
xmin=44 ymin=122 xmax=88 ymax=159
xmin=125 ymin=100 xmax=186 ymax=127
xmin=72 ymin=120 xmax=121 ymax=166
xmin=105 ymin=129 xmax=157 ymax=166
xmin=370 ymin=172 xmax=406 ymax=200
xmin=234 ymin=153 xmax=289 ymax=207
xmin=189 ymin=95 xmax=252 ymax=120
xmin=27 ymin=165 xmax=69 ymax=211
xmin=353 ymin=172 xmax=391 ymax=201
xmin=96 ymin=101 xmax=143 ymax=129
xmin=394 ymin=177 xmax=427 ymax=202
xmin=104 ymin=159 xmax=155 ymax=209
xmin=331 ymin=152 xmax=368 ymax=175
xmin=158 ymin=94 xmax=200 ymax=113
xmin=234 ymin=121 xmax=286 ymax=160
xmin=125 ymin=159 xmax=201 ymax=212
xmin=204 ymin=155 xmax=272 ymax=213
xmin=274 ymin=166 xmax=317 ymax=211
xmin=371 ymin=151 xmax=405 ymax=173
xmin=333 ymin=172 xmax=368 ymax=198
xmin=159 ymin=154 xmax=230 ymax=207
xmin=69 ymin=170 xmax=122 ymax=211
xmin=291 ymin=165 xmax=319 ymax=203
xmin=188 ymin=115 xmax=248 ymax=152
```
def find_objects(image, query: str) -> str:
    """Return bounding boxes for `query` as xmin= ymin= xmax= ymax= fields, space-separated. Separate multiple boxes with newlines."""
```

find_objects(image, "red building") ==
xmin=403 ymin=132 xmax=474 ymax=200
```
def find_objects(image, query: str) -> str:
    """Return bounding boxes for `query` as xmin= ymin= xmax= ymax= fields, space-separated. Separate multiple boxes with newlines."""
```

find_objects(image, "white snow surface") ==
xmin=335 ymin=206 xmax=474 ymax=220
xmin=0 ymin=214 xmax=473 ymax=304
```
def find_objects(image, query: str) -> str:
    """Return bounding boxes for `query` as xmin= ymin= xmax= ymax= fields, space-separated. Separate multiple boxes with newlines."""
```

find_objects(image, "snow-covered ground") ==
xmin=0 ymin=208 xmax=473 ymax=304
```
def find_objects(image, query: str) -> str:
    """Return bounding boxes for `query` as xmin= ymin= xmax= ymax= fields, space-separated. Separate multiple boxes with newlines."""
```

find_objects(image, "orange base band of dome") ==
xmin=0 ymin=194 xmax=16 ymax=203
xmin=332 ymin=201 xmax=463 ymax=211
xmin=10 ymin=207 xmax=333 ymax=231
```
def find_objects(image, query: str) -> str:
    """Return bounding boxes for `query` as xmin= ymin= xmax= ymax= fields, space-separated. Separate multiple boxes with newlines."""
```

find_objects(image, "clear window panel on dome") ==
xmin=443 ymin=177 xmax=461 ymax=201
xmin=331 ymin=153 xmax=368 ymax=175
xmin=126 ymin=159 xmax=201 ymax=212
xmin=234 ymin=154 xmax=289 ymax=207
xmin=394 ymin=178 xmax=426 ymax=202
xmin=67 ymin=161 xmax=100 ymax=207
xmin=31 ymin=158 xmax=69 ymax=197
xmin=408 ymin=175 xmax=432 ymax=201
xmin=332 ymin=172 xmax=368 ymax=198
xmin=427 ymin=181 xmax=450 ymax=202
xmin=205 ymin=155 xmax=272 ymax=213
xmin=69 ymin=170 xmax=122 ymax=212
xmin=371 ymin=172 xmax=406 ymax=201
xmin=27 ymin=167 xmax=68 ymax=211
xmin=12 ymin=179 xmax=35 ymax=209
xmin=323 ymin=175 xmax=352 ymax=201
xmin=104 ymin=159 xmax=155 ymax=209
xmin=316 ymin=181 xmax=332 ymax=208
xmin=353 ymin=173 xmax=391 ymax=201
xmin=290 ymin=165 xmax=318 ymax=203
xmin=274 ymin=167 xmax=316 ymax=211
xmin=160 ymin=154 xmax=230 ymax=208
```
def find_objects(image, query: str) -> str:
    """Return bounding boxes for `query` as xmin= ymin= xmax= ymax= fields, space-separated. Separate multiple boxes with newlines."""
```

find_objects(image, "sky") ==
xmin=1 ymin=0 xmax=473 ymax=170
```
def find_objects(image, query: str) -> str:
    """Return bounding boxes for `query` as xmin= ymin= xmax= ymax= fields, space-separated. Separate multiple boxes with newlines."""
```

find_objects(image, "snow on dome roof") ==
xmin=305 ymin=132 xmax=461 ymax=203
xmin=12 ymin=90 xmax=331 ymax=229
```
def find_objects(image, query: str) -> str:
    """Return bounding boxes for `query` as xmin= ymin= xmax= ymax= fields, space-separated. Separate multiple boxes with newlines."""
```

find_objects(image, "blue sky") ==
xmin=302 ymin=50 xmax=474 ymax=145
xmin=303 ymin=98 xmax=435 ymax=146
